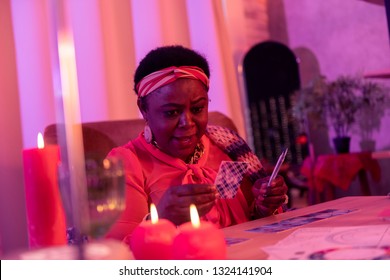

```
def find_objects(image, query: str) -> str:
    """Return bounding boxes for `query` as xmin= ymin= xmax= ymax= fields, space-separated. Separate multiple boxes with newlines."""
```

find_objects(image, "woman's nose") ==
xmin=178 ymin=112 xmax=193 ymax=127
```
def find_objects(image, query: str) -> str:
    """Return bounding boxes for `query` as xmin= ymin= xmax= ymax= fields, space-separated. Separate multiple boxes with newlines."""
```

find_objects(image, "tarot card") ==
xmin=225 ymin=237 xmax=249 ymax=246
xmin=214 ymin=161 xmax=248 ymax=199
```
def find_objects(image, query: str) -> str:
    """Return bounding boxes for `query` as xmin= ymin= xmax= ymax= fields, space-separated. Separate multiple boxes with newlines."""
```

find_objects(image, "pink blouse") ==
xmin=105 ymin=133 xmax=251 ymax=241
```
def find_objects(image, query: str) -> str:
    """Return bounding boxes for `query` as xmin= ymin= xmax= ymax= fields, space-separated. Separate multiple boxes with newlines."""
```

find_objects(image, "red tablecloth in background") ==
xmin=300 ymin=152 xmax=381 ymax=193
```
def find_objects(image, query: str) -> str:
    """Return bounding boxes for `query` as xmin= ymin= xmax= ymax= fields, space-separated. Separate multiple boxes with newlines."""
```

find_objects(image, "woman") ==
xmin=106 ymin=45 xmax=288 ymax=241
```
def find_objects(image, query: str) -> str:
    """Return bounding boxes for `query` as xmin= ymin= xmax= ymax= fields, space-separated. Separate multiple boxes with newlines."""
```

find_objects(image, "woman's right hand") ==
xmin=156 ymin=184 xmax=217 ymax=226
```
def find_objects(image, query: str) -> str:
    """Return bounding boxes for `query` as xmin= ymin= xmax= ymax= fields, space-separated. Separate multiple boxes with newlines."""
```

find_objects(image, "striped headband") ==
xmin=135 ymin=66 xmax=209 ymax=98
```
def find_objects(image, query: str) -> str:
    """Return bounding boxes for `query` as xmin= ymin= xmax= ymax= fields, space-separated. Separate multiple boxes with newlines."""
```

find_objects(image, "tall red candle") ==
xmin=22 ymin=133 xmax=67 ymax=248
xmin=129 ymin=203 xmax=178 ymax=260
xmin=173 ymin=204 xmax=227 ymax=260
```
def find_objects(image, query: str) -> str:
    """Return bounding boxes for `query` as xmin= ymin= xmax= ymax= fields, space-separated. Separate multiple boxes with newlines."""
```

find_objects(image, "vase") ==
xmin=333 ymin=137 xmax=350 ymax=154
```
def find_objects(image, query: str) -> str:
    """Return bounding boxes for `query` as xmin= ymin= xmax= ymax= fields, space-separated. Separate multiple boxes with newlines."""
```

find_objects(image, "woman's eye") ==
xmin=192 ymin=106 xmax=204 ymax=114
xmin=164 ymin=110 xmax=180 ymax=117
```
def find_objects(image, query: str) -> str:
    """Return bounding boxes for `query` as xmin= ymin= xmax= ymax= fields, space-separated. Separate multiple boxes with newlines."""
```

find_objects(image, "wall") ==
xmin=272 ymin=0 xmax=390 ymax=153
xmin=268 ymin=0 xmax=390 ymax=196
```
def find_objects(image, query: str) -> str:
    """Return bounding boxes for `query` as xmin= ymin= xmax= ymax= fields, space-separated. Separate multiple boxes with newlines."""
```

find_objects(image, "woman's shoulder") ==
xmin=106 ymin=135 xmax=148 ymax=179
xmin=107 ymin=134 xmax=144 ymax=159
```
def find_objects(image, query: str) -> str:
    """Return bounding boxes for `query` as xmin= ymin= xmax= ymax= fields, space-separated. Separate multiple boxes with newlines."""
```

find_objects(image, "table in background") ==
xmin=300 ymin=152 xmax=381 ymax=204
xmin=223 ymin=196 xmax=390 ymax=259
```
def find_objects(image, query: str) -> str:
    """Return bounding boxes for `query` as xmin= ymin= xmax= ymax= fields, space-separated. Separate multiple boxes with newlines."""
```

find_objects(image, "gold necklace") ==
xmin=186 ymin=142 xmax=204 ymax=164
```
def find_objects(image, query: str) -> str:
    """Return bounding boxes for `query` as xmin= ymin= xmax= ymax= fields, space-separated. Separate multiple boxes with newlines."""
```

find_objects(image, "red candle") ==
xmin=173 ymin=204 xmax=227 ymax=260
xmin=22 ymin=133 xmax=67 ymax=248
xmin=130 ymin=203 xmax=178 ymax=259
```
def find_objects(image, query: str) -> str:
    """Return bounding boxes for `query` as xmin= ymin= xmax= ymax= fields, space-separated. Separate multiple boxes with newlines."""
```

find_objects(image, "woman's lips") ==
xmin=174 ymin=135 xmax=196 ymax=147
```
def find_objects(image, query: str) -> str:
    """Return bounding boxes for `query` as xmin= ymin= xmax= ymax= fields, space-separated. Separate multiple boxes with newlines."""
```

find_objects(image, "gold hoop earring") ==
xmin=144 ymin=124 xmax=152 ymax=144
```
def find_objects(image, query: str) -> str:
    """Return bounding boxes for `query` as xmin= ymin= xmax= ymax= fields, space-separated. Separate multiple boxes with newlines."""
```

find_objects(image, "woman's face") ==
xmin=140 ymin=78 xmax=209 ymax=162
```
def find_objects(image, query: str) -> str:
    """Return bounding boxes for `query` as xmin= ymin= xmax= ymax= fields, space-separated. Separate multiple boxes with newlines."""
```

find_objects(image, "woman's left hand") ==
xmin=252 ymin=175 xmax=288 ymax=217
xmin=156 ymin=183 xmax=217 ymax=225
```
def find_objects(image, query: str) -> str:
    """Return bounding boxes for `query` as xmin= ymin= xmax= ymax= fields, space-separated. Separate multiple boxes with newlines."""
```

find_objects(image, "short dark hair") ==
xmin=133 ymin=45 xmax=210 ymax=95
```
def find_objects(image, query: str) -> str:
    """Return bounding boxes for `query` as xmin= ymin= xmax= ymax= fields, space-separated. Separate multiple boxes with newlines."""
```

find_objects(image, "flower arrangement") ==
xmin=291 ymin=74 xmax=390 ymax=143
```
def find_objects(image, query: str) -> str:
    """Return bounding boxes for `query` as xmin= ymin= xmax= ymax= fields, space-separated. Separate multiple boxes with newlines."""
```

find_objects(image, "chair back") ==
xmin=243 ymin=41 xmax=307 ymax=165
xmin=43 ymin=111 xmax=238 ymax=161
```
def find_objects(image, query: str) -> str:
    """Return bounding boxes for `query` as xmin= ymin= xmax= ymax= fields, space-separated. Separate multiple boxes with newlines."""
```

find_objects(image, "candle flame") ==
xmin=102 ymin=158 xmax=111 ymax=169
xmin=190 ymin=204 xmax=200 ymax=228
xmin=37 ymin=133 xmax=44 ymax=149
xmin=150 ymin=203 xmax=159 ymax=224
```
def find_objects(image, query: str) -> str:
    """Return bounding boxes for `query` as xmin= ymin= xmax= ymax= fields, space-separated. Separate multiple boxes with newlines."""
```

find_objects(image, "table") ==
xmin=300 ymin=152 xmax=381 ymax=204
xmin=223 ymin=196 xmax=390 ymax=259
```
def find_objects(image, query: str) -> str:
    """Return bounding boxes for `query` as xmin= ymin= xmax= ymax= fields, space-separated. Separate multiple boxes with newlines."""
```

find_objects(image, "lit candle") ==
xmin=173 ymin=204 xmax=227 ymax=260
xmin=129 ymin=203 xmax=178 ymax=259
xmin=22 ymin=133 xmax=67 ymax=248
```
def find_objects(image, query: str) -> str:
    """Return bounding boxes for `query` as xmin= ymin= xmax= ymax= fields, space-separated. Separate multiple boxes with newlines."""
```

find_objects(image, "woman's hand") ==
xmin=156 ymin=184 xmax=217 ymax=225
xmin=252 ymin=175 xmax=288 ymax=217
